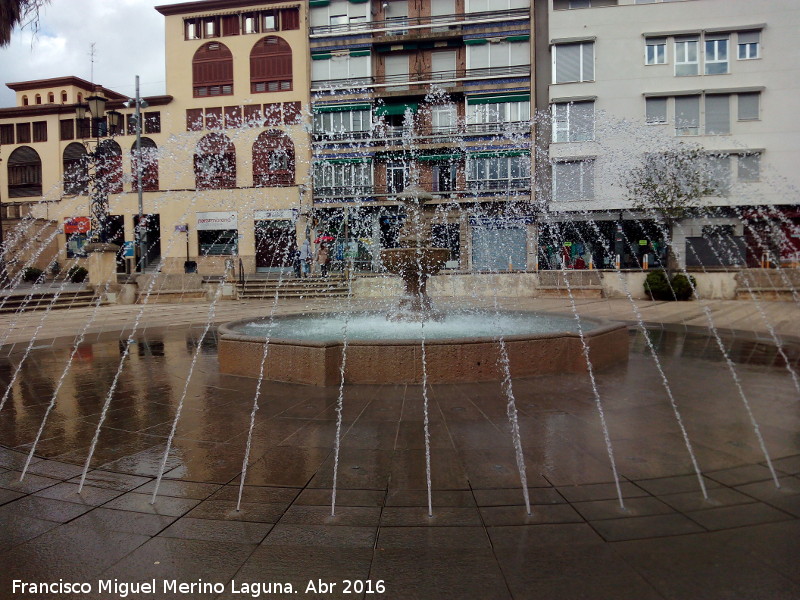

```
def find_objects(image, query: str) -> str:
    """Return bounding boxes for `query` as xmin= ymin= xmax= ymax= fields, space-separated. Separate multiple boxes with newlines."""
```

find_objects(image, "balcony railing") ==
xmin=312 ymin=122 xmax=531 ymax=144
xmin=310 ymin=8 xmax=529 ymax=38
xmin=311 ymin=64 xmax=530 ymax=92
xmin=311 ymin=181 xmax=531 ymax=201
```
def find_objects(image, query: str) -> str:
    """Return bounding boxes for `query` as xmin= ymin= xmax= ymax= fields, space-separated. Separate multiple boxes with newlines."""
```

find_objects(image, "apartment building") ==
xmin=536 ymin=0 xmax=800 ymax=269
xmin=309 ymin=0 xmax=535 ymax=272
xmin=0 ymin=0 xmax=310 ymax=277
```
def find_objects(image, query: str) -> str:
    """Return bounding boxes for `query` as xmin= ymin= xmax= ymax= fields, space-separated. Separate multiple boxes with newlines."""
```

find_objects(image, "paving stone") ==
xmin=572 ymin=496 xmax=675 ymax=521
xmin=103 ymin=492 xmax=200 ymax=517
xmin=159 ymin=517 xmax=271 ymax=543
xmin=590 ymin=513 xmax=706 ymax=542
xmin=686 ymin=502 xmax=793 ymax=531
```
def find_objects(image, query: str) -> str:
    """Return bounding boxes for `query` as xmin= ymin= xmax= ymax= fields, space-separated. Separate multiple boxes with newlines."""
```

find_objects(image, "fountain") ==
xmin=217 ymin=184 xmax=629 ymax=385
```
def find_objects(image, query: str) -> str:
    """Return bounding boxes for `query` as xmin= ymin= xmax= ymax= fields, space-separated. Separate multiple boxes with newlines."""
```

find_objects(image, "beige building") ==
xmin=0 ymin=0 xmax=310 ymax=279
xmin=535 ymin=0 xmax=800 ymax=269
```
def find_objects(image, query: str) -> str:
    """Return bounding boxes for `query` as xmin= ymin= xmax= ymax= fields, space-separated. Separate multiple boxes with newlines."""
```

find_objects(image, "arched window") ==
xmin=192 ymin=41 xmax=233 ymax=97
xmin=77 ymin=93 xmax=83 ymax=103
xmin=250 ymin=36 xmax=292 ymax=93
xmin=22 ymin=95 xmax=28 ymax=106
xmin=63 ymin=143 xmax=88 ymax=195
xmin=96 ymin=140 xmax=123 ymax=194
xmin=7 ymin=146 xmax=42 ymax=197
xmin=131 ymin=138 xmax=159 ymax=191
xmin=195 ymin=133 xmax=236 ymax=189
xmin=61 ymin=90 xmax=68 ymax=103
xmin=253 ymin=130 xmax=294 ymax=186
xmin=35 ymin=94 xmax=42 ymax=105
xmin=48 ymin=92 xmax=55 ymax=103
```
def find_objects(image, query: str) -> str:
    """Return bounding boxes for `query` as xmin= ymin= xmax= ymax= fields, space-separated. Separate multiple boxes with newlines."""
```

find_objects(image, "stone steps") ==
xmin=0 ymin=290 xmax=102 ymax=314
xmin=237 ymin=277 xmax=350 ymax=299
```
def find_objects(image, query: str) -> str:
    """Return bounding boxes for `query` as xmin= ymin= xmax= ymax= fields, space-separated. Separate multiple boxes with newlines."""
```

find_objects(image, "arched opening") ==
xmin=61 ymin=90 xmax=68 ymax=103
xmin=131 ymin=138 xmax=159 ymax=191
xmin=192 ymin=41 xmax=233 ymax=97
xmin=195 ymin=133 xmax=236 ymax=189
xmin=253 ymin=130 xmax=294 ymax=186
xmin=22 ymin=95 xmax=28 ymax=106
xmin=250 ymin=36 xmax=292 ymax=93
xmin=96 ymin=140 xmax=123 ymax=194
xmin=63 ymin=142 xmax=88 ymax=195
xmin=77 ymin=93 xmax=83 ymax=103
xmin=48 ymin=92 xmax=55 ymax=103
xmin=35 ymin=94 xmax=42 ymax=105
xmin=7 ymin=146 xmax=42 ymax=197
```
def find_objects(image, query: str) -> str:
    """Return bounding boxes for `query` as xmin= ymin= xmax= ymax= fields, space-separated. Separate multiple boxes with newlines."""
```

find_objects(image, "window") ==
xmin=22 ymin=95 xmax=28 ymax=106
xmin=738 ymin=153 xmax=760 ymax=182
xmin=313 ymin=107 xmax=371 ymax=139
xmin=704 ymin=35 xmax=729 ymax=75
xmin=675 ymin=95 xmax=700 ymax=135
xmin=35 ymin=94 xmax=41 ymax=105
xmin=384 ymin=54 xmax=409 ymax=91
xmin=553 ymin=42 xmax=594 ymax=83
xmin=431 ymin=50 xmax=457 ymax=86
xmin=645 ymin=38 xmax=666 ymax=65
xmin=195 ymin=133 xmax=236 ymax=189
xmin=198 ymin=229 xmax=237 ymax=255
xmin=96 ymin=140 xmax=123 ymax=194
xmin=738 ymin=92 xmax=759 ymax=120
xmin=313 ymin=161 xmax=373 ymax=197
xmin=60 ymin=120 xmax=74 ymax=141
xmin=47 ymin=92 xmax=54 ymax=103
xmin=284 ymin=102 xmax=301 ymax=124
xmin=250 ymin=36 xmax=293 ymax=93
xmin=7 ymin=146 xmax=42 ymax=198
xmin=551 ymin=101 xmax=594 ymax=142
xmin=0 ymin=124 xmax=13 ymax=144
xmin=186 ymin=108 xmax=204 ymax=131
xmin=552 ymin=160 xmax=594 ymax=201
xmin=384 ymin=1 xmax=409 ymax=36
xmin=704 ymin=94 xmax=730 ymax=135
xmin=705 ymin=154 xmax=730 ymax=195
xmin=224 ymin=106 xmax=242 ymax=129
xmin=221 ymin=15 xmax=239 ymax=36
xmin=430 ymin=160 xmax=458 ymax=193
xmin=185 ymin=19 xmax=200 ymax=39
xmin=469 ymin=39 xmax=530 ymax=75
xmin=467 ymin=154 xmax=531 ymax=190
xmin=63 ymin=142 xmax=89 ymax=195
xmin=311 ymin=52 xmax=371 ymax=86
xmin=144 ymin=112 xmax=161 ymax=134
xmin=430 ymin=104 xmax=457 ymax=133
xmin=309 ymin=0 xmax=369 ymax=30
xmin=646 ymin=97 xmax=667 ymax=124
xmin=253 ymin=130 xmax=295 ymax=186
xmin=243 ymin=13 xmax=259 ymax=34
xmin=466 ymin=96 xmax=530 ymax=131
xmin=675 ymin=38 xmax=698 ymax=76
xmin=738 ymin=31 xmax=760 ymax=60
xmin=32 ymin=121 xmax=47 ymax=142
xmin=386 ymin=161 xmax=407 ymax=194
xmin=203 ymin=17 xmax=218 ymax=38
xmin=192 ymin=42 xmax=234 ymax=97
xmin=205 ymin=107 xmax=222 ymax=129
xmin=61 ymin=90 xmax=67 ymax=103
xmin=432 ymin=223 xmax=460 ymax=264
xmin=131 ymin=138 xmax=159 ymax=192
xmin=16 ymin=123 xmax=31 ymax=144
xmin=467 ymin=0 xmax=528 ymax=11
xmin=279 ymin=8 xmax=299 ymax=30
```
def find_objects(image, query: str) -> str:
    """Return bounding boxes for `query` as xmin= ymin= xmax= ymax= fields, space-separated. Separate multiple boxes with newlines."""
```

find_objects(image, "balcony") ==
xmin=311 ymin=182 xmax=531 ymax=203
xmin=312 ymin=122 xmax=531 ymax=145
xmin=310 ymin=8 xmax=530 ymax=38
xmin=311 ymin=65 xmax=530 ymax=93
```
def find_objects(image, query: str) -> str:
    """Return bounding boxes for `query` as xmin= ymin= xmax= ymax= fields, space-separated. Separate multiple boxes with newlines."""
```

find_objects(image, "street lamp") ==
xmin=123 ymin=76 xmax=149 ymax=271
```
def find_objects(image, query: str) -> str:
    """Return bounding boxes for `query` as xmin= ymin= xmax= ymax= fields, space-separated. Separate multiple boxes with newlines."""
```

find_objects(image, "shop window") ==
xmin=195 ymin=133 xmax=236 ymax=189
xmin=198 ymin=229 xmax=238 ymax=255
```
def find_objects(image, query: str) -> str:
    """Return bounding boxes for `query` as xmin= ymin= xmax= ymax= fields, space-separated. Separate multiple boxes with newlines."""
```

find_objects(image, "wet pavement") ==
xmin=0 ymin=325 xmax=799 ymax=599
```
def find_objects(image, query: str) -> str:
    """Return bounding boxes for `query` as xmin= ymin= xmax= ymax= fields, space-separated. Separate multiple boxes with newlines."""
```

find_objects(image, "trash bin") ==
xmin=184 ymin=260 xmax=197 ymax=273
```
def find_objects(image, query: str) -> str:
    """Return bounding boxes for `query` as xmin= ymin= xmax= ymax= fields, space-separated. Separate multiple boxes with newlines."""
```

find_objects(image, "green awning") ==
xmin=349 ymin=0 xmax=369 ymax=3
xmin=507 ymin=35 xmax=530 ymax=42
xmin=418 ymin=154 xmax=463 ymax=161
xmin=464 ymin=38 xmax=488 ymax=45
xmin=309 ymin=0 xmax=329 ymax=6
xmin=311 ymin=53 xmax=332 ymax=61
xmin=350 ymin=49 xmax=370 ymax=57
xmin=468 ymin=150 xmax=531 ymax=158
xmin=467 ymin=94 xmax=531 ymax=105
xmin=374 ymin=102 xmax=419 ymax=116
xmin=317 ymin=157 xmax=372 ymax=164
xmin=314 ymin=103 xmax=371 ymax=113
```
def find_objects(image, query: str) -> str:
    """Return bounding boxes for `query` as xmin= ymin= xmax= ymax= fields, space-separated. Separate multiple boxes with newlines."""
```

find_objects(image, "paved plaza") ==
xmin=0 ymin=298 xmax=799 ymax=599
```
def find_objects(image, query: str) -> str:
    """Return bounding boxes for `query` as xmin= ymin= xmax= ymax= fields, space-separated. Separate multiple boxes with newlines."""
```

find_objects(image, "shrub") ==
xmin=67 ymin=265 xmax=89 ymax=283
xmin=21 ymin=267 xmax=44 ymax=283
xmin=644 ymin=270 xmax=696 ymax=301
xmin=644 ymin=270 xmax=671 ymax=301
xmin=671 ymin=273 xmax=696 ymax=301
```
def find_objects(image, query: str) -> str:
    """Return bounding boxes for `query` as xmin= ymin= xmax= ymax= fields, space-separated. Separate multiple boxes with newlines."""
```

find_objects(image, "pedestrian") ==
xmin=299 ymin=239 xmax=312 ymax=277
xmin=317 ymin=243 xmax=330 ymax=277
xmin=292 ymin=244 xmax=302 ymax=279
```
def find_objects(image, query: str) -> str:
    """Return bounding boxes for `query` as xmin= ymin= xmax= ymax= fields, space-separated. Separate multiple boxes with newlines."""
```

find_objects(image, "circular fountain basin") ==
xmin=218 ymin=310 xmax=629 ymax=385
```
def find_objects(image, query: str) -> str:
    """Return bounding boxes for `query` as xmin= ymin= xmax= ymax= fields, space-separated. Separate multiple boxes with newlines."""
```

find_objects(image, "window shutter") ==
xmin=186 ymin=109 xmax=203 ymax=131
xmin=60 ymin=119 xmax=75 ymax=141
xmin=280 ymin=8 xmax=299 ymax=30
xmin=738 ymin=153 xmax=760 ymax=182
xmin=646 ymin=97 xmax=667 ymax=123
xmin=738 ymin=31 xmax=759 ymax=44
xmin=431 ymin=0 xmax=455 ymax=16
xmin=738 ymin=92 xmax=759 ymax=120
xmin=705 ymin=94 xmax=730 ymax=134
xmin=675 ymin=95 xmax=700 ymax=131
xmin=468 ymin=44 xmax=490 ymax=69
xmin=509 ymin=41 xmax=530 ymax=67
xmin=221 ymin=15 xmax=239 ymax=36
xmin=581 ymin=43 xmax=594 ymax=80
xmin=555 ymin=44 xmax=581 ymax=83
xmin=570 ymin=101 xmax=594 ymax=141
xmin=431 ymin=50 xmax=456 ymax=74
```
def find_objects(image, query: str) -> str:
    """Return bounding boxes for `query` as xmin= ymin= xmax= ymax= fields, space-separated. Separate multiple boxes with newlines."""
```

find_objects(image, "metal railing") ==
xmin=311 ymin=181 xmax=532 ymax=201
xmin=310 ymin=8 xmax=529 ymax=37
xmin=312 ymin=121 xmax=531 ymax=144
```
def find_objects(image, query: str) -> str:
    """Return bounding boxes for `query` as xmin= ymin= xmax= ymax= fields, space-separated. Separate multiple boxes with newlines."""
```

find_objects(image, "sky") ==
xmin=0 ymin=0 xmax=197 ymax=107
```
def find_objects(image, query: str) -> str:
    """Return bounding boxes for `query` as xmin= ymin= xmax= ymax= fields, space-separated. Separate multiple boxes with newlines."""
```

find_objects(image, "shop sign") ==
xmin=639 ymin=240 xmax=648 ymax=246
xmin=64 ymin=217 xmax=90 ymax=234
xmin=196 ymin=211 xmax=238 ymax=230
xmin=254 ymin=209 xmax=298 ymax=221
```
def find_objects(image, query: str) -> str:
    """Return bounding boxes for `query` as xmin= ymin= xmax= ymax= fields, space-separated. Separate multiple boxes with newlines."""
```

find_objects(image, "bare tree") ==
xmin=621 ymin=143 xmax=719 ymax=271
xmin=1 ymin=0 xmax=50 ymax=47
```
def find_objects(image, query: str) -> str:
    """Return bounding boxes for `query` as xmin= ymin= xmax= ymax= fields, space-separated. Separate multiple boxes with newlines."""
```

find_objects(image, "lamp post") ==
xmin=124 ymin=76 xmax=149 ymax=271
xmin=0 ymin=157 xmax=6 ymax=287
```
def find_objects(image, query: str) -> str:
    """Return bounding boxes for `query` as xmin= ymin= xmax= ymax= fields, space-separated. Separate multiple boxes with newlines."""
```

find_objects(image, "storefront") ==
xmin=64 ymin=216 xmax=91 ymax=258
xmin=196 ymin=211 xmax=238 ymax=257
xmin=470 ymin=216 xmax=533 ymax=272
xmin=254 ymin=209 xmax=298 ymax=272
